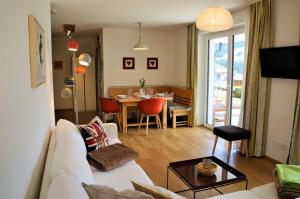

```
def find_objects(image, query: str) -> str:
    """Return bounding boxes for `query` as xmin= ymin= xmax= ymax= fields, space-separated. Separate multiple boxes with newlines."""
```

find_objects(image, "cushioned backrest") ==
xmin=55 ymin=119 xmax=87 ymax=155
xmin=47 ymin=175 xmax=89 ymax=199
xmin=51 ymin=136 xmax=94 ymax=184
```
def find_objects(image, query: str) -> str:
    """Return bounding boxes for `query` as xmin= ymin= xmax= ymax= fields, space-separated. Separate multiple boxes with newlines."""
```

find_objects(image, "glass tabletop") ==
xmin=168 ymin=156 xmax=246 ymax=191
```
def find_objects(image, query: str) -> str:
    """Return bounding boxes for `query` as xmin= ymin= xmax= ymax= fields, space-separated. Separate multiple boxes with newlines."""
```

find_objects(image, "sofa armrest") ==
xmin=103 ymin=123 xmax=118 ymax=139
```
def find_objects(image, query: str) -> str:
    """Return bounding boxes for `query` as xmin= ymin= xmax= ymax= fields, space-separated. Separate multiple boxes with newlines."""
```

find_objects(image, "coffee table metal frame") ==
xmin=167 ymin=156 xmax=248 ymax=199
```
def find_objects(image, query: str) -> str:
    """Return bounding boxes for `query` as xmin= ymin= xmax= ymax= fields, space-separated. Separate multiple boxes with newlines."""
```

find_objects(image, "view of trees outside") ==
xmin=207 ymin=34 xmax=245 ymax=127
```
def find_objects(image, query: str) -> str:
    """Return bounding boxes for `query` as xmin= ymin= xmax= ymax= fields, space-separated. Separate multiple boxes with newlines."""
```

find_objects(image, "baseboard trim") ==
xmin=264 ymin=155 xmax=283 ymax=164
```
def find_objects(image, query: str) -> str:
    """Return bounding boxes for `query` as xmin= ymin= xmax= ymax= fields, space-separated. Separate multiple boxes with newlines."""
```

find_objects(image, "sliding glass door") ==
xmin=206 ymin=30 xmax=246 ymax=127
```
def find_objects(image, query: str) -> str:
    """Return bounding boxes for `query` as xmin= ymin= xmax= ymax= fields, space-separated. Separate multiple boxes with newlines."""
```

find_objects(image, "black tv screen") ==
xmin=259 ymin=46 xmax=300 ymax=79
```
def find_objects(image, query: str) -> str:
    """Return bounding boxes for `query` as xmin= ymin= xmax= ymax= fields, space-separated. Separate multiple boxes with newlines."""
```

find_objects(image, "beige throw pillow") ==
xmin=132 ymin=182 xmax=186 ymax=199
xmin=82 ymin=183 xmax=154 ymax=199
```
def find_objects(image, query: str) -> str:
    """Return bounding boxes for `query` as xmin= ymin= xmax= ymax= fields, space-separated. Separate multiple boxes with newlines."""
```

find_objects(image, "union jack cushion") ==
xmin=79 ymin=116 xmax=109 ymax=152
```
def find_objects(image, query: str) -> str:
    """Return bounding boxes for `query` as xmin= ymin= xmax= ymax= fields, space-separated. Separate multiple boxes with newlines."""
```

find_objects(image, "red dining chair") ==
xmin=138 ymin=98 xmax=164 ymax=136
xmin=99 ymin=97 xmax=122 ymax=132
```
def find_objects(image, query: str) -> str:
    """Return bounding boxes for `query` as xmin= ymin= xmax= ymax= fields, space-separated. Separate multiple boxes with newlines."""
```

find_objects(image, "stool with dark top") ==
xmin=212 ymin=125 xmax=251 ymax=163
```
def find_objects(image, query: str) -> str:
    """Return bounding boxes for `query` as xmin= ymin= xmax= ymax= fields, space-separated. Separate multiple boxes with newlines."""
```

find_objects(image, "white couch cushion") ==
xmin=47 ymin=175 xmax=89 ymax=199
xmin=251 ymin=183 xmax=279 ymax=199
xmin=51 ymin=136 xmax=94 ymax=184
xmin=92 ymin=160 xmax=153 ymax=191
xmin=208 ymin=190 xmax=260 ymax=199
xmin=55 ymin=119 xmax=87 ymax=155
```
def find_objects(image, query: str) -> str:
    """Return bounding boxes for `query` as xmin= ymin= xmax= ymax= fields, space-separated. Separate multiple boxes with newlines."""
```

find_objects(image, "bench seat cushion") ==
xmin=168 ymin=102 xmax=191 ymax=117
xmin=213 ymin=125 xmax=251 ymax=141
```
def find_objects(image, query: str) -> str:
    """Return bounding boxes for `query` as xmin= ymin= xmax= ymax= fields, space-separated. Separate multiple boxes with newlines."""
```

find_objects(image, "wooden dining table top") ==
xmin=115 ymin=96 xmax=173 ymax=103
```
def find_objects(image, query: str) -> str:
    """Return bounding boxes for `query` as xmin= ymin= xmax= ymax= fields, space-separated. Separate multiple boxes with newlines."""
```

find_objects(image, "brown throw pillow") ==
xmin=87 ymin=143 xmax=138 ymax=171
xmin=82 ymin=183 xmax=154 ymax=199
xmin=132 ymin=182 xmax=186 ymax=199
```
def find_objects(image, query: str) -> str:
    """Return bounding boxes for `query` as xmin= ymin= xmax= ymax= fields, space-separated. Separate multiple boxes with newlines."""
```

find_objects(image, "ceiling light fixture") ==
xmin=134 ymin=22 xmax=149 ymax=51
xmin=196 ymin=6 xmax=233 ymax=32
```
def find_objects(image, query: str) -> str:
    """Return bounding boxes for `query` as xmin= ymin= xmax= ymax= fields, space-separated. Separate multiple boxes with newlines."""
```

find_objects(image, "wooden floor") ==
xmin=119 ymin=126 xmax=275 ymax=199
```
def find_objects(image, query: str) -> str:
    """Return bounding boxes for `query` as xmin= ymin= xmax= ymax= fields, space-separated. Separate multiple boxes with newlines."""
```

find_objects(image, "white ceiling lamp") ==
xmin=196 ymin=5 xmax=233 ymax=32
xmin=134 ymin=22 xmax=149 ymax=51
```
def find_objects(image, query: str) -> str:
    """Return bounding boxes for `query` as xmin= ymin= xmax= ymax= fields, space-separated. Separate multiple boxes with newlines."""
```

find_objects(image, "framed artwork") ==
xmin=28 ymin=15 xmax=46 ymax=88
xmin=147 ymin=57 xmax=158 ymax=69
xmin=123 ymin=57 xmax=135 ymax=69
xmin=53 ymin=61 xmax=63 ymax=70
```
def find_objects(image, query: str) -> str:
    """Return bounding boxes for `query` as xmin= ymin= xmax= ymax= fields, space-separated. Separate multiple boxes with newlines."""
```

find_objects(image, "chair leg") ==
xmin=155 ymin=115 xmax=160 ymax=130
xmin=212 ymin=136 xmax=218 ymax=155
xmin=138 ymin=114 xmax=144 ymax=131
xmin=157 ymin=115 xmax=162 ymax=130
xmin=146 ymin=116 xmax=149 ymax=136
xmin=115 ymin=113 xmax=122 ymax=133
xmin=227 ymin=141 xmax=232 ymax=163
xmin=103 ymin=113 xmax=107 ymax=123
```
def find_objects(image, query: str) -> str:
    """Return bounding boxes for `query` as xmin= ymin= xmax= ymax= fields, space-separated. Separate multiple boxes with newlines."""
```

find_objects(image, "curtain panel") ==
xmin=242 ymin=0 xmax=273 ymax=157
xmin=186 ymin=24 xmax=198 ymax=126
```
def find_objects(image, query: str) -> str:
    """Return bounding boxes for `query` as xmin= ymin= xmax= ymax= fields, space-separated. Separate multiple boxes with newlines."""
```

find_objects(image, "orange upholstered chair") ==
xmin=99 ymin=97 xmax=122 ymax=132
xmin=138 ymin=98 xmax=164 ymax=135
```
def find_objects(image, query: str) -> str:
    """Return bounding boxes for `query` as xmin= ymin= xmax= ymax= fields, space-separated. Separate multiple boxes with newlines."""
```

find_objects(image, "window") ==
xmin=205 ymin=28 xmax=246 ymax=127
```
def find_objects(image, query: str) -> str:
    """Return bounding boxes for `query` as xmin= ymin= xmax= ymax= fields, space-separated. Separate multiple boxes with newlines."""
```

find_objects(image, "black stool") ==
xmin=212 ymin=125 xmax=251 ymax=163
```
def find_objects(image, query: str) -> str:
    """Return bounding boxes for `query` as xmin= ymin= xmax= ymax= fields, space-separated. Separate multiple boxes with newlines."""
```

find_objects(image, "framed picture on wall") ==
xmin=28 ymin=15 xmax=46 ymax=88
xmin=147 ymin=57 xmax=158 ymax=69
xmin=123 ymin=57 xmax=135 ymax=69
xmin=53 ymin=61 xmax=63 ymax=70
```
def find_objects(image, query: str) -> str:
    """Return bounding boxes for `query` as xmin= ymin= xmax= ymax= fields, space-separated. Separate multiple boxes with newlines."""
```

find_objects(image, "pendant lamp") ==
xmin=196 ymin=6 xmax=233 ymax=32
xmin=134 ymin=22 xmax=149 ymax=51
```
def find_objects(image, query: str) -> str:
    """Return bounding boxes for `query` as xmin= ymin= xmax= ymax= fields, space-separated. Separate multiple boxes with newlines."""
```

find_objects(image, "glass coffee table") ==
xmin=167 ymin=156 xmax=247 ymax=199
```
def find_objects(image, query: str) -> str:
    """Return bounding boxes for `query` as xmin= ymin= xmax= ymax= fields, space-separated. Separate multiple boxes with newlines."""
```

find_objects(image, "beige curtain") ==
xmin=288 ymin=82 xmax=300 ymax=164
xmin=243 ymin=0 xmax=273 ymax=157
xmin=187 ymin=24 xmax=198 ymax=126
xmin=287 ymin=25 xmax=300 ymax=164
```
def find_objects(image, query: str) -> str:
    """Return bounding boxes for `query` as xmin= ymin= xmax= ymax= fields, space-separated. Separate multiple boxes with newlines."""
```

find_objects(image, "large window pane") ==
xmin=231 ymin=34 xmax=245 ymax=126
xmin=207 ymin=37 xmax=229 ymax=126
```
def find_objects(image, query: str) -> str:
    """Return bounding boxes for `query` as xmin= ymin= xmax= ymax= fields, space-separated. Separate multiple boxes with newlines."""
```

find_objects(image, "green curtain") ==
xmin=242 ymin=0 xmax=273 ymax=157
xmin=187 ymin=24 xmax=198 ymax=126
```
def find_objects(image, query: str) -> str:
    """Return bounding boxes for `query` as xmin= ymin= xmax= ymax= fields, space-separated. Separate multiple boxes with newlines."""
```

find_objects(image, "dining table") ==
xmin=115 ymin=96 xmax=173 ymax=133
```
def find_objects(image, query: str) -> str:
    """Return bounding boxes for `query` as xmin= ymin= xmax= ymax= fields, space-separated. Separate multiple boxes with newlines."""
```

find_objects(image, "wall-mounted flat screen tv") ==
xmin=259 ymin=46 xmax=300 ymax=79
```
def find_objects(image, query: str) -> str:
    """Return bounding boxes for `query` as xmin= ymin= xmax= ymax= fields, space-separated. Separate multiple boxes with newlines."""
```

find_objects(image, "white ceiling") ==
xmin=51 ymin=0 xmax=258 ymax=34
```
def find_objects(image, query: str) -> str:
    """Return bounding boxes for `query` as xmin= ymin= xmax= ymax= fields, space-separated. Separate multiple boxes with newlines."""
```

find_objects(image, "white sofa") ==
xmin=40 ymin=119 xmax=278 ymax=199
xmin=40 ymin=120 xmax=153 ymax=199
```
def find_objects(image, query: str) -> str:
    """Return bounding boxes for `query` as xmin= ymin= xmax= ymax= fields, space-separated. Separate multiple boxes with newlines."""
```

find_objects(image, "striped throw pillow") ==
xmin=79 ymin=116 xmax=109 ymax=152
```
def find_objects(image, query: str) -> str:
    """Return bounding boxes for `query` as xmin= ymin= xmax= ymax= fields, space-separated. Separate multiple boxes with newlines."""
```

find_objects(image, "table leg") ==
xmin=245 ymin=179 xmax=248 ymax=190
xmin=162 ymin=101 xmax=167 ymax=129
xmin=167 ymin=167 xmax=169 ymax=190
xmin=122 ymin=103 xmax=127 ymax=133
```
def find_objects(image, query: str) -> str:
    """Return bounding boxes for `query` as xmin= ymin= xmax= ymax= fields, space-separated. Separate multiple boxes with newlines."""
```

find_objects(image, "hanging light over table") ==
xmin=134 ymin=22 xmax=149 ymax=51
xmin=196 ymin=6 xmax=233 ymax=32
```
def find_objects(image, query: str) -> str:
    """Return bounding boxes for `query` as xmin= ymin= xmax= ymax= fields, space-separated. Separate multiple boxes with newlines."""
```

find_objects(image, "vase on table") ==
xmin=139 ymin=88 xmax=145 ymax=96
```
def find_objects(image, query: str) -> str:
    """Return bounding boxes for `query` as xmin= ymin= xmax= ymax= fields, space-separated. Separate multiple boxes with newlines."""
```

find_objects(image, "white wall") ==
xmin=102 ymin=27 xmax=187 ymax=96
xmin=265 ymin=0 xmax=300 ymax=163
xmin=174 ymin=28 xmax=188 ymax=87
xmin=0 ymin=0 xmax=54 ymax=198
xmin=52 ymin=36 xmax=97 ymax=109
